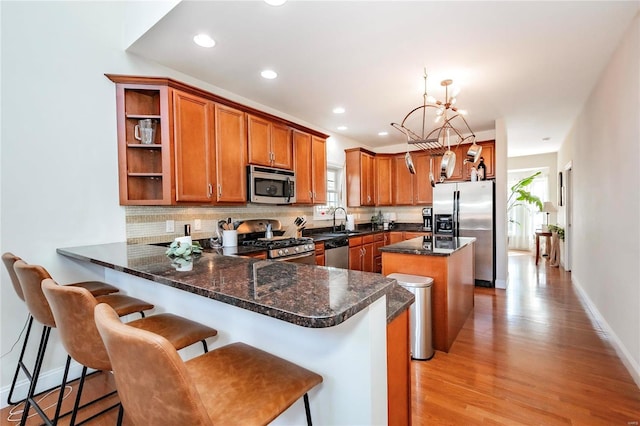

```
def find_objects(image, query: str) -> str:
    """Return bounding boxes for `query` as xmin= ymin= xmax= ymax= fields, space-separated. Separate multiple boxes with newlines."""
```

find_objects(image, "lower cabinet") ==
xmin=314 ymin=242 xmax=325 ymax=266
xmin=243 ymin=251 xmax=267 ymax=260
xmin=403 ymin=231 xmax=430 ymax=240
xmin=373 ymin=233 xmax=386 ymax=273
xmin=387 ymin=309 xmax=411 ymax=426
xmin=389 ymin=231 xmax=404 ymax=244
xmin=348 ymin=235 xmax=374 ymax=272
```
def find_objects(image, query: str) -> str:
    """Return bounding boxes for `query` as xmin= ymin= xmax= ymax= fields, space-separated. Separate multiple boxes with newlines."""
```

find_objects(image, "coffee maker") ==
xmin=422 ymin=207 xmax=432 ymax=232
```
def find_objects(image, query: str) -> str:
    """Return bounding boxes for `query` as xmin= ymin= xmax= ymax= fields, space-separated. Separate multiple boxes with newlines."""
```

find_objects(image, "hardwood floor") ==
xmin=0 ymin=371 xmax=127 ymax=426
xmin=2 ymin=251 xmax=638 ymax=425
xmin=412 ymin=251 xmax=640 ymax=425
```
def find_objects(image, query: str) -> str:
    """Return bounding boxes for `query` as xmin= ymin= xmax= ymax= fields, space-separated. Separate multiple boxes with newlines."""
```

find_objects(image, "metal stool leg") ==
xmin=7 ymin=315 xmax=34 ymax=405
xmin=51 ymin=356 xmax=72 ymax=425
xmin=304 ymin=393 xmax=312 ymax=426
xmin=116 ymin=404 xmax=124 ymax=426
xmin=20 ymin=325 xmax=52 ymax=425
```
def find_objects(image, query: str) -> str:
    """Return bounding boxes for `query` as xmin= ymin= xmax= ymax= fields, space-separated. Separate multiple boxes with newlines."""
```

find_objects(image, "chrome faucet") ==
xmin=332 ymin=207 xmax=347 ymax=232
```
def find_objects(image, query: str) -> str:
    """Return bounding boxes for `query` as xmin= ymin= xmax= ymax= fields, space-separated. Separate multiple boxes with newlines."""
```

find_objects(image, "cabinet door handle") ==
xmin=208 ymin=184 xmax=213 ymax=198
xmin=218 ymin=184 xmax=222 ymax=197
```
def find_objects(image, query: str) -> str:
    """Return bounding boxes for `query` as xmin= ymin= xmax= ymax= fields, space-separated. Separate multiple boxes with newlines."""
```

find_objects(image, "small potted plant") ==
xmin=165 ymin=240 xmax=202 ymax=271
xmin=546 ymin=224 xmax=564 ymax=267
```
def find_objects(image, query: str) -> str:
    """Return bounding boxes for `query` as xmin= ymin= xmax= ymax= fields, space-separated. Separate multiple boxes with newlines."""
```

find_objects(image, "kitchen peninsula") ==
xmin=57 ymin=242 xmax=413 ymax=425
xmin=381 ymin=236 xmax=476 ymax=352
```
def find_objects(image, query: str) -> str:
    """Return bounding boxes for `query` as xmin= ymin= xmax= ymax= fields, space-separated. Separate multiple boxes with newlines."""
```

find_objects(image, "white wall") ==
xmin=494 ymin=119 xmax=508 ymax=289
xmin=559 ymin=14 xmax=639 ymax=384
xmin=0 ymin=1 xmax=351 ymax=404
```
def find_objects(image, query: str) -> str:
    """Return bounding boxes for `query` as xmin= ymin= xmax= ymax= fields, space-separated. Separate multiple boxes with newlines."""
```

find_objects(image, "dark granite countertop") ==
xmin=307 ymin=223 xmax=432 ymax=244
xmin=57 ymin=243 xmax=413 ymax=328
xmin=380 ymin=236 xmax=476 ymax=256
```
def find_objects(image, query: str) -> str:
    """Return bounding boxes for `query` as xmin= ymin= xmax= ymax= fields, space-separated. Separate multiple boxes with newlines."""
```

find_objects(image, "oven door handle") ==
xmin=275 ymin=252 xmax=314 ymax=261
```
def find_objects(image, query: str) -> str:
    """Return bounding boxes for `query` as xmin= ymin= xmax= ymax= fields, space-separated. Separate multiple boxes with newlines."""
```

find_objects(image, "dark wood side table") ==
xmin=535 ymin=231 xmax=552 ymax=265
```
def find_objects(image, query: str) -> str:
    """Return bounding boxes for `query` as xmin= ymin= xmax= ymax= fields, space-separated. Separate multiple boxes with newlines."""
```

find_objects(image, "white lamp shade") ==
xmin=542 ymin=202 xmax=557 ymax=213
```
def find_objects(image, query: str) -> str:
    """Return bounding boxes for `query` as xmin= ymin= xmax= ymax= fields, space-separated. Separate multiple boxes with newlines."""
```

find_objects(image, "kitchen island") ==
xmin=57 ymin=242 xmax=413 ymax=425
xmin=381 ymin=236 xmax=475 ymax=352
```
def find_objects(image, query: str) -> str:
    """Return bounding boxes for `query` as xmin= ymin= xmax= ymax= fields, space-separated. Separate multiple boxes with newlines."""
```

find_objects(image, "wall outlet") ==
xmin=194 ymin=219 xmax=202 ymax=231
xmin=165 ymin=220 xmax=175 ymax=233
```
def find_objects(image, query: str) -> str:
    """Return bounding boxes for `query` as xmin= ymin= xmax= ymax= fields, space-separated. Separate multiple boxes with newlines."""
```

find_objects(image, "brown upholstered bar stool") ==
xmin=42 ymin=279 xmax=218 ymax=425
xmin=1 ymin=253 xmax=119 ymax=407
xmin=13 ymin=260 xmax=154 ymax=426
xmin=95 ymin=303 xmax=323 ymax=426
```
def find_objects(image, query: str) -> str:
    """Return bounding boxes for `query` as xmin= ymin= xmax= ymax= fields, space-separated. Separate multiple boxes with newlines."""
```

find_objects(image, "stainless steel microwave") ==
xmin=247 ymin=165 xmax=296 ymax=204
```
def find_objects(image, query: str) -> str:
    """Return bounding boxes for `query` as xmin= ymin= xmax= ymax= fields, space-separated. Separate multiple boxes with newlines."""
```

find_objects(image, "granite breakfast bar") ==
xmin=57 ymin=242 xmax=413 ymax=426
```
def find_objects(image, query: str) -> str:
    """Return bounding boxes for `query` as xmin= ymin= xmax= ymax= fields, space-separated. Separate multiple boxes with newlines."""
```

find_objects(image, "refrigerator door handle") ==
xmin=455 ymin=190 xmax=460 ymax=237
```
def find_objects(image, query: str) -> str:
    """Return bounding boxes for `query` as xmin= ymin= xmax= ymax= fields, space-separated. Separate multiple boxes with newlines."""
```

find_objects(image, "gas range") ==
xmin=242 ymin=237 xmax=315 ymax=260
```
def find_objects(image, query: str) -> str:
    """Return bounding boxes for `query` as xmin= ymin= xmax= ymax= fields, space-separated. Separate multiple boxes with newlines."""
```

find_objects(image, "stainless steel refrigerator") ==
xmin=433 ymin=180 xmax=495 ymax=287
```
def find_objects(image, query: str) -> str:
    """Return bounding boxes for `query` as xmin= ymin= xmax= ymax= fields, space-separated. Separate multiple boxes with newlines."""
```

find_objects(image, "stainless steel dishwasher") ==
xmin=324 ymin=236 xmax=349 ymax=269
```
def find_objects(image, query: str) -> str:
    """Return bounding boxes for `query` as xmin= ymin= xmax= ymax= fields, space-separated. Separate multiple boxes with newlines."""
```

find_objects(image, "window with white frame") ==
xmin=314 ymin=165 xmax=345 ymax=220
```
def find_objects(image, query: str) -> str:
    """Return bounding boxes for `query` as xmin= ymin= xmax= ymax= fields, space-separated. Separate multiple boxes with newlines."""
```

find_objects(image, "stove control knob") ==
xmin=278 ymin=250 xmax=284 ymax=256
xmin=294 ymin=246 xmax=300 ymax=252
xmin=284 ymin=248 xmax=289 ymax=254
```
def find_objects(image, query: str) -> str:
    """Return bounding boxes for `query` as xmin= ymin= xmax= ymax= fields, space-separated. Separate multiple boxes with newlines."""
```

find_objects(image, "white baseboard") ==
xmin=0 ymin=360 xmax=87 ymax=410
xmin=572 ymin=276 xmax=640 ymax=388
xmin=495 ymin=278 xmax=507 ymax=289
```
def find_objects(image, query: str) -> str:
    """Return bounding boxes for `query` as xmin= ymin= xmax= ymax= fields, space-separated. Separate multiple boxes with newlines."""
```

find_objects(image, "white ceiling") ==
xmin=128 ymin=1 xmax=638 ymax=157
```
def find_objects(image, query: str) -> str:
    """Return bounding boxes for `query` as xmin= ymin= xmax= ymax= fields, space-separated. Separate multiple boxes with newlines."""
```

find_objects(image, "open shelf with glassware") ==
xmin=112 ymin=82 xmax=172 ymax=205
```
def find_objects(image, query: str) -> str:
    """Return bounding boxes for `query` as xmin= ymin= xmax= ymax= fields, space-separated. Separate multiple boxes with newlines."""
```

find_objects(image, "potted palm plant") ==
xmin=507 ymin=171 xmax=543 ymax=226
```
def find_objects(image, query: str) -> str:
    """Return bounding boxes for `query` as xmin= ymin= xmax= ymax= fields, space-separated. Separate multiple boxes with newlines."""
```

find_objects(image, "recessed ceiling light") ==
xmin=337 ymin=126 xmax=348 ymax=131
xmin=193 ymin=34 xmax=215 ymax=48
xmin=332 ymin=107 xmax=346 ymax=114
xmin=542 ymin=137 xmax=551 ymax=141
xmin=265 ymin=0 xmax=287 ymax=5
xmin=378 ymin=131 xmax=388 ymax=136
xmin=260 ymin=70 xmax=278 ymax=80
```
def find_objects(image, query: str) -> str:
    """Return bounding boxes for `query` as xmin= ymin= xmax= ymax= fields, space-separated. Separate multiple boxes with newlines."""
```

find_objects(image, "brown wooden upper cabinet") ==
xmin=344 ymin=140 xmax=494 ymax=207
xmin=173 ymin=90 xmax=214 ymax=203
xmin=393 ymin=154 xmax=415 ymax=205
xmin=172 ymin=93 xmax=247 ymax=204
xmin=214 ymin=104 xmax=247 ymax=203
xmin=108 ymin=75 xmax=327 ymax=206
xmin=464 ymin=140 xmax=495 ymax=180
xmin=345 ymin=148 xmax=375 ymax=207
xmin=375 ymin=155 xmax=393 ymax=206
xmin=247 ymin=114 xmax=293 ymax=170
xmin=293 ymin=130 xmax=327 ymax=204
xmin=412 ymin=152 xmax=434 ymax=205
xmin=448 ymin=140 xmax=496 ymax=182
xmin=170 ymin=90 xmax=247 ymax=205
xmin=392 ymin=151 xmax=434 ymax=205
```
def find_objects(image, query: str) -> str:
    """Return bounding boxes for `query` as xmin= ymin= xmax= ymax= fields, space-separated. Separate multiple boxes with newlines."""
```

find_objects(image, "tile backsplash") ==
xmin=125 ymin=205 xmax=425 ymax=244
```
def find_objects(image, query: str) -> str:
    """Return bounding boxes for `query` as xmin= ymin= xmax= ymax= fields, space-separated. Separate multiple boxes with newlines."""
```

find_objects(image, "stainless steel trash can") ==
xmin=388 ymin=273 xmax=434 ymax=360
